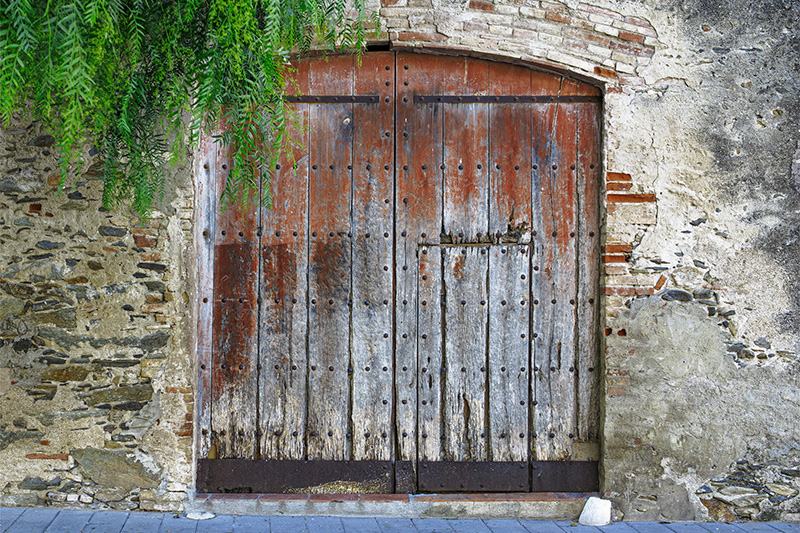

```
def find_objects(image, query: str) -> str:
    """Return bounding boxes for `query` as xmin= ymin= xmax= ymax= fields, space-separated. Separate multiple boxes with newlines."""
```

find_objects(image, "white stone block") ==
xmin=579 ymin=496 xmax=612 ymax=526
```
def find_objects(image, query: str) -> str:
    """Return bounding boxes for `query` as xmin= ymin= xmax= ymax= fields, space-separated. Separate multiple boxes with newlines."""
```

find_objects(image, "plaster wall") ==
xmin=0 ymin=0 xmax=798 ymax=522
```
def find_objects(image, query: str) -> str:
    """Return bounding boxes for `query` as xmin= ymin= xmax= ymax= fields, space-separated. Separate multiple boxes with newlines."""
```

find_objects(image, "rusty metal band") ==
xmin=418 ymin=461 xmax=529 ymax=492
xmin=415 ymin=95 xmax=601 ymax=104
xmin=531 ymin=460 xmax=599 ymax=492
xmin=197 ymin=459 xmax=394 ymax=493
xmin=285 ymin=95 xmax=380 ymax=103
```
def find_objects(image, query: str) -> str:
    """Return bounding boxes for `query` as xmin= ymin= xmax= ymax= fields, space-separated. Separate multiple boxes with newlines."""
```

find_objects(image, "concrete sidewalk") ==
xmin=1 ymin=507 xmax=797 ymax=533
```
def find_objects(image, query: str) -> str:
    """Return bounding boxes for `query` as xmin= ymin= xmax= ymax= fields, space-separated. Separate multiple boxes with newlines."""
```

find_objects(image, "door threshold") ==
xmin=189 ymin=492 xmax=595 ymax=519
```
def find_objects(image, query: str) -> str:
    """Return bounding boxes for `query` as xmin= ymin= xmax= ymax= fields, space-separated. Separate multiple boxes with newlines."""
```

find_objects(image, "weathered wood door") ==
xmin=197 ymin=52 xmax=602 ymax=493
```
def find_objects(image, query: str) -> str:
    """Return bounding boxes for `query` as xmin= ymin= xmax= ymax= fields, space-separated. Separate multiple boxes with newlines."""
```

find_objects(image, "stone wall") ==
xmin=1 ymin=0 xmax=799 ymax=522
xmin=0 ymin=114 xmax=196 ymax=511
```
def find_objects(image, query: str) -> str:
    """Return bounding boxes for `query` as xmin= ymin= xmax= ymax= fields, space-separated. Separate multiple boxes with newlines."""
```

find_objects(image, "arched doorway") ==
xmin=196 ymin=51 xmax=602 ymax=493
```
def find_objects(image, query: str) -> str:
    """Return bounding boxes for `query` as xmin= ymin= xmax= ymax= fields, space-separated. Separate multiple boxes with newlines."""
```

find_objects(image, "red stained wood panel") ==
xmin=489 ymin=62 xmax=532 ymax=242
xmin=395 ymin=53 xmax=446 ymax=465
xmin=442 ymin=57 xmax=489 ymax=243
xmin=530 ymin=79 xmax=559 ymax=461
xmin=532 ymin=93 xmax=579 ymax=461
xmin=211 ymin=141 xmax=260 ymax=459
xmin=351 ymin=52 xmax=395 ymax=461
xmin=258 ymin=60 xmax=310 ymax=461
xmin=306 ymin=54 xmax=355 ymax=460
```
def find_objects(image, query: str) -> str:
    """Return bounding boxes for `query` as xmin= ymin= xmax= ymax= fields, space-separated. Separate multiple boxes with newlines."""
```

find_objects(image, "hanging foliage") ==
xmin=0 ymin=0 xmax=377 ymax=219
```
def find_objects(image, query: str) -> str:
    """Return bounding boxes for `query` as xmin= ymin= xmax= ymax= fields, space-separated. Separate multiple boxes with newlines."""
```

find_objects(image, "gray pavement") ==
xmin=1 ymin=507 xmax=797 ymax=533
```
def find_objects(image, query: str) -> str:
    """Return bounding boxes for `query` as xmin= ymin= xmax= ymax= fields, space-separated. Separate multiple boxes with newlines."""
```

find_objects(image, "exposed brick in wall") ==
xmin=602 ymin=170 xmax=659 ymax=320
xmin=379 ymin=0 xmax=657 ymax=85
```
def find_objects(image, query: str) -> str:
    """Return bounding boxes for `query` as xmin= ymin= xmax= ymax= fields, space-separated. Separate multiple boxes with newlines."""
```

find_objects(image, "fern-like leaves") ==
xmin=0 ymin=0 xmax=376 ymax=220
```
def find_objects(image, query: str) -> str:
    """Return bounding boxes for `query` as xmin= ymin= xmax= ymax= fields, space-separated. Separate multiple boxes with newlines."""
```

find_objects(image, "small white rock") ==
xmin=579 ymin=496 xmax=612 ymax=527
xmin=185 ymin=511 xmax=216 ymax=520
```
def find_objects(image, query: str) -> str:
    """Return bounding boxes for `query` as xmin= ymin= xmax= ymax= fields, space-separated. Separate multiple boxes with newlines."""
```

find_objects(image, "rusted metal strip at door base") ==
xmin=418 ymin=461 xmax=529 ymax=492
xmin=531 ymin=461 xmax=599 ymax=492
xmin=414 ymin=95 xmax=600 ymax=104
xmin=197 ymin=459 xmax=394 ymax=493
xmin=285 ymin=95 xmax=379 ymax=103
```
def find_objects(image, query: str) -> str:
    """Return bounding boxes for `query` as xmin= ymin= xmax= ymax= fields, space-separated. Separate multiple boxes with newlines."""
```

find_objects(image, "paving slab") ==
xmin=376 ymin=517 xmax=417 ymax=532
xmin=340 ymin=517 xmax=382 ymax=532
xmin=699 ymin=525 xmax=747 ymax=533
xmin=600 ymin=523 xmax=640 ymax=532
xmin=448 ymin=518 xmax=492 ymax=532
xmin=232 ymin=514 xmax=270 ymax=533
xmin=195 ymin=514 xmax=234 ymax=533
xmin=485 ymin=518 xmax=531 ymax=532
xmin=4 ymin=508 xmax=59 ymax=533
xmin=732 ymin=525 xmax=783 ymax=532
xmin=120 ymin=511 xmax=165 ymax=533
xmin=768 ymin=525 xmax=799 ymax=533
xmin=83 ymin=511 xmax=131 ymax=533
xmin=412 ymin=518 xmax=457 ymax=532
xmin=666 ymin=523 xmax=712 ymax=533
xmin=44 ymin=510 xmax=93 ymax=533
xmin=519 ymin=519 xmax=567 ymax=533
xmin=269 ymin=515 xmax=308 ymax=532
xmin=306 ymin=516 xmax=345 ymax=532
xmin=159 ymin=514 xmax=199 ymax=533
xmin=0 ymin=507 xmax=25 ymax=532
xmin=632 ymin=523 xmax=679 ymax=533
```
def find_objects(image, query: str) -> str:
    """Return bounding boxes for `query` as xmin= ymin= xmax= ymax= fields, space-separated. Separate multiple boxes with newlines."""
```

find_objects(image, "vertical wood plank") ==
xmin=211 ymin=143 xmax=260 ymax=459
xmin=530 ymin=74 xmax=563 ymax=461
xmin=196 ymin=132 xmax=216 ymax=459
xmin=488 ymin=62 xmax=532 ymax=243
xmin=488 ymin=244 xmax=530 ymax=462
xmin=306 ymin=54 xmax=355 ymax=461
xmin=416 ymin=244 xmax=443 ymax=462
xmin=258 ymin=59 xmax=310 ymax=460
xmin=442 ymin=58 xmax=489 ymax=243
xmin=532 ymin=90 xmax=579 ymax=461
xmin=575 ymin=100 xmax=601 ymax=443
xmin=442 ymin=246 xmax=489 ymax=461
xmin=395 ymin=53 xmax=446 ymax=467
xmin=351 ymin=52 xmax=395 ymax=461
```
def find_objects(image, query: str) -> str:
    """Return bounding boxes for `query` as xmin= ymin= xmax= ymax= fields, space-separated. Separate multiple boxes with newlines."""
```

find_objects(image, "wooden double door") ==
xmin=197 ymin=51 xmax=602 ymax=493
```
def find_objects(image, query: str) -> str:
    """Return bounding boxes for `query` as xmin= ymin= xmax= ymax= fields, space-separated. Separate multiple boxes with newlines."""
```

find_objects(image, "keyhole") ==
xmin=343 ymin=117 xmax=351 ymax=125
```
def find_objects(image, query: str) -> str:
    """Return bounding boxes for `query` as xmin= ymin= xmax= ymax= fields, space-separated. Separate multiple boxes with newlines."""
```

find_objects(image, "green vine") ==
xmin=0 ymin=0 xmax=377 ymax=219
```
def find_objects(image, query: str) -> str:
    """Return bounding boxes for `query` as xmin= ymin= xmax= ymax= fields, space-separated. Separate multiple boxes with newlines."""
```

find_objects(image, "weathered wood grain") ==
xmin=351 ymin=52 xmax=395 ymax=461
xmin=211 ymin=141 xmax=260 ymax=459
xmin=575 ymin=100 xmax=601 ymax=443
xmin=258 ymin=59 xmax=310 ymax=461
xmin=442 ymin=58 xmax=489 ymax=243
xmin=488 ymin=245 xmax=531 ymax=462
xmin=416 ymin=244 xmax=443 ymax=462
xmin=395 ymin=53 xmax=446 ymax=465
xmin=442 ymin=246 xmax=489 ymax=461
xmin=532 ymin=91 xmax=579 ymax=461
xmin=488 ymin=62 xmax=532 ymax=243
xmin=530 ymin=76 xmax=563 ymax=461
xmin=550 ymin=101 xmax=579 ymax=459
xmin=306 ymin=54 xmax=354 ymax=460
xmin=197 ymin=132 xmax=216 ymax=459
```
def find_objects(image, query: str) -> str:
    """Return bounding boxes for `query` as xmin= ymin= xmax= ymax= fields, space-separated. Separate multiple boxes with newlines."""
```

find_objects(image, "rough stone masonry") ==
xmin=1 ymin=0 xmax=799 ymax=523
